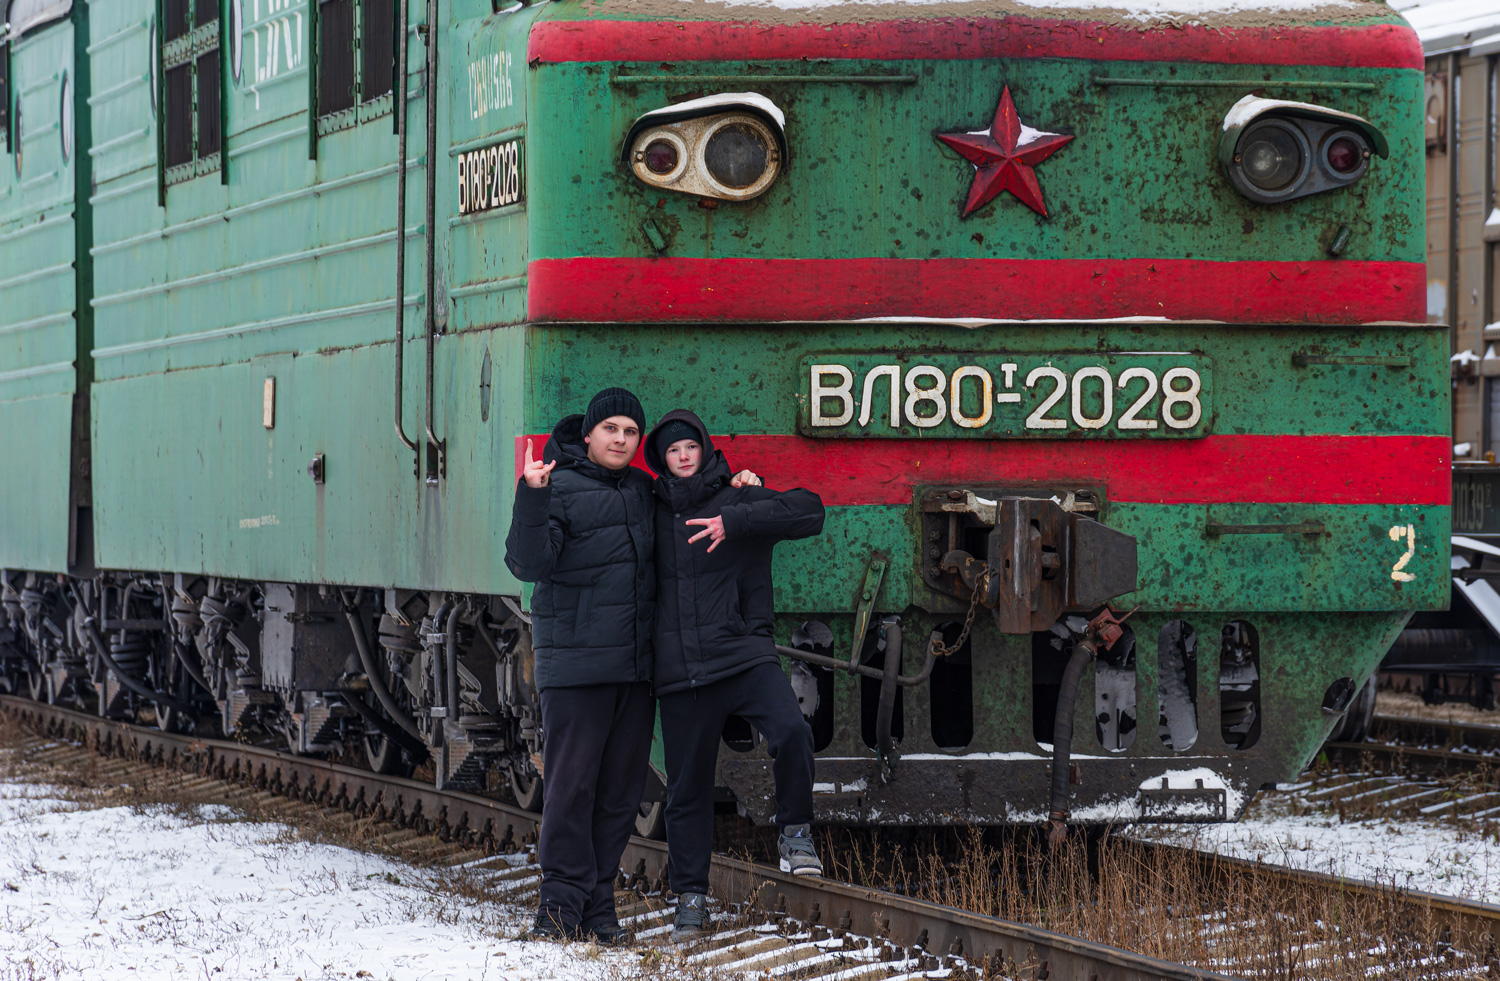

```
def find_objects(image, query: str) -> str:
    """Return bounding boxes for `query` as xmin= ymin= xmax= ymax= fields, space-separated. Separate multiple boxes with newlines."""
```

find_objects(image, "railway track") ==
xmin=1321 ymin=713 xmax=1500 ymax=823
xmin=7 ymin=694 xmax=1500 ymax=980
xmin=0 ymin=695 xmax=1237 ymax=981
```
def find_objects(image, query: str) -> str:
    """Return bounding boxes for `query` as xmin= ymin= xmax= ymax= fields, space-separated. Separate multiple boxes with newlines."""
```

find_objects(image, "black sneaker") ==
xmin=531 ymin=911 xmax=576 ymax=941
xmin=671 ymin=892 xmax=709 ymax=941
xmin=778 ymin=824 xmax=823 ymax=877
xmin=582 ymin=918 xmax=632 ymax=946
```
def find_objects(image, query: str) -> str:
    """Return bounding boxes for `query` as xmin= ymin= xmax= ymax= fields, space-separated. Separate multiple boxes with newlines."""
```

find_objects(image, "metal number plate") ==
xmin=456 ymin=137 xmax=523 ymax=216
xmin=799 ymin=353 xmax=1213 ymax=438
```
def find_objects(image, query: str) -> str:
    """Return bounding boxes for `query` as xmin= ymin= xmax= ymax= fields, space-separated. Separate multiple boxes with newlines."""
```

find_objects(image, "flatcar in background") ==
xmin=0 ymin=0 xmax=1446 ymax=831
xmin=1363 ymin=1 xmax=1500 ymax=721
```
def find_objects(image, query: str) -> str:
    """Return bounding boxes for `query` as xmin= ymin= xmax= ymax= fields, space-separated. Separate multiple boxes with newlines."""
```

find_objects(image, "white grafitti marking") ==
xmin=1388 ymin=523 xmax=1416 ymax=582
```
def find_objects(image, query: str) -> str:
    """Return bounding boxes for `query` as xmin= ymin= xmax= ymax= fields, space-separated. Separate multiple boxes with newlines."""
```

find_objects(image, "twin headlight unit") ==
xmin=1220 ymin=95 xmax=1387 ymax=205
xmin=625 ymin=93 xmax=786 ymax=202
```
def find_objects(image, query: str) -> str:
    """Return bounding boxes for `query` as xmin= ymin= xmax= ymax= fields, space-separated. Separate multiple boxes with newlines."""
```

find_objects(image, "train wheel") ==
xmin=1328 ymin=677 xmax=1376 ymax=743
xmin=1342 ymin=677 xmax=1377 ymax=743
xmin=154 ymin=656 xmax=197 ymax=734
xmin=508 ymin=766 xmax=543 ymax=812
xmin=24 ymin=666 xmax=47 ymax=702
xmin=362 ymin=728 xmax=415 ymax=777
xmin=635 ymin=800 xmax=665 ymax=840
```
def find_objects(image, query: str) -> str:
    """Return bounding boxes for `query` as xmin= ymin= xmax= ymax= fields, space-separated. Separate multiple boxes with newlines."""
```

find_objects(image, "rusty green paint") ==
xmin=526 ymin=57 xmax=1423 ymax=268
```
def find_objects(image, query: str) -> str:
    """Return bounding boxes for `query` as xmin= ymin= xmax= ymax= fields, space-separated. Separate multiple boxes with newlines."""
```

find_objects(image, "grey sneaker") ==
xmin=778 ymin=824 xmax=823 ymax=877
xmin=671 ymin=892 xmax=709 ymax=941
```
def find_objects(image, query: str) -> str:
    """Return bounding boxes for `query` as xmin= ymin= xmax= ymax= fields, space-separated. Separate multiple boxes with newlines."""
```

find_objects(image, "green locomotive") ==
xmin=0 ymin=0 xmax=1448 ymax=829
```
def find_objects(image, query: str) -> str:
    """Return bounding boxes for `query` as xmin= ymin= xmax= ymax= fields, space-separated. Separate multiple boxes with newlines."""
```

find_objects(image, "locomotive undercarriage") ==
xmin=0 ymin=570 xmax=547 ymax=807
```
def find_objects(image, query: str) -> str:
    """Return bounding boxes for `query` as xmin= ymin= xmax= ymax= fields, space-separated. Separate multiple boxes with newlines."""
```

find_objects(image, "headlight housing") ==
xmin=1220 ymin=95 xmax=1386 ymax=205
xmin=625 ymin=93 xmax=786 ymax=202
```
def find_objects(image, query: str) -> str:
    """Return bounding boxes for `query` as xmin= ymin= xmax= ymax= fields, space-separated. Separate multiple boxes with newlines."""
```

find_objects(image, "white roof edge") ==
xmin=632 ymin=92 xmax=786 ymax=132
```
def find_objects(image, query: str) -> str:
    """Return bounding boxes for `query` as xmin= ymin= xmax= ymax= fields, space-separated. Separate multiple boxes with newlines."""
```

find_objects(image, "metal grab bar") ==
xmin=1206 ymin=522 xmax=1325 ymax=536
xmin=391 ymin=0 xmax=417 ymax=453
xmin=420 ymin=0 xmax=445 ymax=482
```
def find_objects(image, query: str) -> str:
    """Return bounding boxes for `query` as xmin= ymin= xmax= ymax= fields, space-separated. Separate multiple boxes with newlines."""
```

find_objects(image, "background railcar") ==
xmin=0 ymin=0 xmax=1447 ymax=830
xmin=1361 ymin=0 xmax=1500 ymax=714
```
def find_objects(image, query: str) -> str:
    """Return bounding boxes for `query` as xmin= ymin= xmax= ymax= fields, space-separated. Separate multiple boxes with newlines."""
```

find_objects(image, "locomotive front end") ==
xmin=519 ymin=0 xmax=1446 ymax=827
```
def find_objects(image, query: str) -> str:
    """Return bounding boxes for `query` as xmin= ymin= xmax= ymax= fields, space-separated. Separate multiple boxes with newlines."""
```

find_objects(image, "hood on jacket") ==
xmin=645 ymin=409 xmax=718 ymax=476
xmin=543 ymin=414 xmax=587 ymax=467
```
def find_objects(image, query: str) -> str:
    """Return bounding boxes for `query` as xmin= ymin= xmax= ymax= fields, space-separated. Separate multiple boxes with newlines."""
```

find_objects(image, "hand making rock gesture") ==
xmin=685 ymin=515 xmax=726 ymax=553
xmin=523 ymin=438 xmax=556 ymax=489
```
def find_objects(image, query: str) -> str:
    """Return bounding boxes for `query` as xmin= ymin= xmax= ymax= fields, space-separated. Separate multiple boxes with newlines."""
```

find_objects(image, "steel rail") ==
xmin=1365 ymin=713 xmax=1500 ymax=754
xmin=0 ymin=695 xmax=1236 ymax=981
xmin=1324 ymin=738 xmax=1500 ymax=774
xmin=1131 ymin=839 xmax=1500 ymax=946
xmin=1324 ymin=712 xmax=1500 ymax=774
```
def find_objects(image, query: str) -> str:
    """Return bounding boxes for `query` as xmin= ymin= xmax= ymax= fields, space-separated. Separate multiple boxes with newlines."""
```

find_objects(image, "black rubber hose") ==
xmin=343 ymin=689 xmax=428 ymax=756
xmin=343 ymin=608 xmax=424 ymax=743
xmin=874 ymin=621 xmax=903 ymax=770
xmin=65 ymin=582 xmax=198 ymax=715
xmin=1048 ymin=638 xmax=1097 ymax=846
xmin=171 ymin=640 xmax=215 ymax=696
xmin=83 ymin=618 xmax=198 ymax=716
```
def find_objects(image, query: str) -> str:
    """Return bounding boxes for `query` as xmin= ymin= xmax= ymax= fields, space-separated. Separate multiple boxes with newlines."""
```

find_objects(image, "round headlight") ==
xmin=628 ymin=111 xmax=782 ymax=202
xmin=1239 ymin=120 xmax=1305 ymax=192
xmin=704 ymin=122 xmax=769 ymax=189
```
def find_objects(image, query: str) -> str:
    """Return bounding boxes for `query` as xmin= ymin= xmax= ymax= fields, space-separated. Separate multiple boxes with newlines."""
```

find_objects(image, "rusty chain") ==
xmin=931 ymin=569 xmax=988 ymax=657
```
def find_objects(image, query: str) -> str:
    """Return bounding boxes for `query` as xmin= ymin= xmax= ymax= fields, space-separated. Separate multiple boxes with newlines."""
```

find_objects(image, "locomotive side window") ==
xmin=160 ymin=0 xmax=221 ymax=182
xmin=360 ymin=0 xmax=393 ymax=103
xmin=316 ymin=0 xmax=394 ymax=125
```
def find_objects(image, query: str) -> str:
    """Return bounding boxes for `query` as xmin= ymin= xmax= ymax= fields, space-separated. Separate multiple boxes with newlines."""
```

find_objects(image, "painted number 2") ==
xmin=1388 ymin=524 xmax=1416 ymax=583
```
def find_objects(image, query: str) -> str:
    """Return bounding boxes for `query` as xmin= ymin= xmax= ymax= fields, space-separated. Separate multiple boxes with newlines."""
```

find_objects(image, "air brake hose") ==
xmin=171 ymin=640 xmax=215 ymax=696
xmin=81 ymin=617 xmax=198 ymax=716
xmin=64 ymin=582 xmax=198 ymax=715
xmin=343 ymin=607 xmax=424 ymax=743
xmin=343 ymin=688 xmax=428 ymax=756
xmin=1047 ymin=636 xmax=1100 ymax=848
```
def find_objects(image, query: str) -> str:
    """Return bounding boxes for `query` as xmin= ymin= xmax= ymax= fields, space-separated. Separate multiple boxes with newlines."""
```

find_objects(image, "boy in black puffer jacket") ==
xmin=643 ymin=409 xmax=826 ymax=940
xmin=504 ymin=388 xmax=656 ymax=943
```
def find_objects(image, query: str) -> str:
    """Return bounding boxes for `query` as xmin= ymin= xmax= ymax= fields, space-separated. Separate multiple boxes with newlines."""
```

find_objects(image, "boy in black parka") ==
xmin=504 ymin=388 xmax=656 ymax=943
xmin=644 ymin=409 xmax=827 ymax=939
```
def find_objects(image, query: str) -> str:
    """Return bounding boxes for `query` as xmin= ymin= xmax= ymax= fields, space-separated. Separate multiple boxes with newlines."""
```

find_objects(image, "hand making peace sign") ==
xmin=523 ymin=438 xmax=556 ymax=489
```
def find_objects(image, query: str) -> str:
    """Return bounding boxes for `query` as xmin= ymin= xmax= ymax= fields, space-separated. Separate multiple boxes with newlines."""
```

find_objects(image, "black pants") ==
xmin=659 ymin=661 xmax=814 ymax=896
xmin=537 ymin=681 xmax=654 ymax=929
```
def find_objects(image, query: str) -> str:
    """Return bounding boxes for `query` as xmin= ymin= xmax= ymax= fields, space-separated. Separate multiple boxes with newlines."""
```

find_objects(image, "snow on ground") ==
xmin=0 ymin=781 xmax=614 ymax=981
xmin=1134 ymin=784 xmax=1500 ymax=905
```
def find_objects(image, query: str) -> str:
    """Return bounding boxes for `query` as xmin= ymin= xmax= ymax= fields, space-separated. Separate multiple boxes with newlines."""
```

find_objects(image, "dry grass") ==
xmin=1378 ymin=688 xmax=1500 ymax=729
xmin=802 ymin=825 xmax=1500 ymax=980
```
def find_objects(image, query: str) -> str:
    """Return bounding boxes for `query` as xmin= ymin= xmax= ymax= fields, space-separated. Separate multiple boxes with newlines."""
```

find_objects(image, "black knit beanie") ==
xmin=582 ymin=387 xmax=646 ymax=434
xmin=650 ymin=419 xmax=701 ymax=460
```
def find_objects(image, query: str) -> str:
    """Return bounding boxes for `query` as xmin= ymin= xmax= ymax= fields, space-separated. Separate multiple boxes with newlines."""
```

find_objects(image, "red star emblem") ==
xmin=937 ymin=87 xmax=1073 ymax=218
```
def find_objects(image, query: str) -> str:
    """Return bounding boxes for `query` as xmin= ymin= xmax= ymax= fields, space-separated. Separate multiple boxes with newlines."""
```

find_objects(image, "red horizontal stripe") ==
xmin=518 ymin=434 xmax=1450 ymax=507
xmin=528 ymin=17 xmax=1422 ymax=69
xmin=527 ymin=257 xmax=1425 ymax=325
